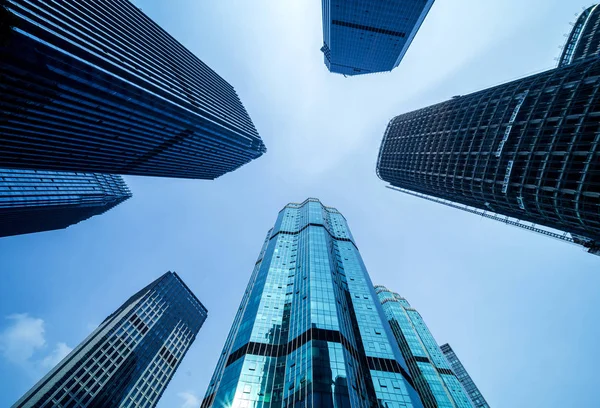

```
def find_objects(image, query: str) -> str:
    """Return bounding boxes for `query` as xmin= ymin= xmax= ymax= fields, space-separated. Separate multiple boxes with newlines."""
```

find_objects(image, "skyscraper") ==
xmin=1 ymin=0 xmax=265 ymax=179
xmin=0 ymin=168 xmax=131 ymax=237
xmin=376 ymin=5 xmax=600 ymax=255
xmin=440 ymin=344 xmax=490 ymax=408
xmin=375 ymin=286 xmax=472 ymax=408
xmin=201 ymin=198 xmax=424 ymax=408
xmin=320 ymin=0 xmax=434 ymax=76
xmin=13 ymin=271 xmax=207 ymax=408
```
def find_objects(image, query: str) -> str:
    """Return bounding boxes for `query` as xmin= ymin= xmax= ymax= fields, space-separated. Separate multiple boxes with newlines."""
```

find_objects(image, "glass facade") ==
xmin=0 ymin=168 xmax=131 ymax=237
xmin=376 ymin=7 xmax=600 ymax=255
xmin=321 ymin=0 xmax=434 ymax=76
xmin=201 ymin=198 xmax=424 ymax=408
xmin=13 ymin=271 xmax=207 ymax=408
xmin=375 ymin=287 xmax=472 ymax=408
xmin=440 ymin=345 xmax=489 ymax=408
xmin=1 ymin=0 xmax=265 ymax=179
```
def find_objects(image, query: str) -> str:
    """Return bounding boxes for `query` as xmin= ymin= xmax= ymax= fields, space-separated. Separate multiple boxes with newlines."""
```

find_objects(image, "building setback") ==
xmin=441 ymin=344 xmax=490 ymax=408
xmin=1 ymin=0 xmax=265 ymax=179
xmin=13 ymin=271 xmax=207 ymax=408
xmin=375 ymin=286 xmax=473 ymax=408
xmin=320 ymin=0 xmax=434 ymax=76
xmin=0 ymin=168 xmax=130 ymax=237
xmin=201 ymin=198 xmax=424 ymax=408
xmin=377 ymin=4 xmax=600 ymax=255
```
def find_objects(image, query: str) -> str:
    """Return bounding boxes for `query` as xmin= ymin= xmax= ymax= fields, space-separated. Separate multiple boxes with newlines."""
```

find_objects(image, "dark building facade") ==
xmin=440 ymin=344 xmax=489 ymax=408
xmin=376 ymin=286 xmax=472 ymax=408
xmin=1 ymin=0 xmax=265 ymax=179
xmin=13 ymin=271 xmax=207 ymax=408
xmin=201 ymin=198 xmax=424 ymax=408
xmin=558 ymin=5 xmax=600 ymax=67
xmin=0 ymin=168 xmax=130 ymax=237
xmin=377 ymin=5 xmax=600 ymax=255
xmin=320 ymin=0 xmax=434 ymax=76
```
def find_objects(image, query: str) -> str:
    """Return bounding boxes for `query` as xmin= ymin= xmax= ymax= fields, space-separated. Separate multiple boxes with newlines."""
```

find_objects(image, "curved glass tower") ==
xmin=440 ymin=344 xmax=490 ymax=408
xmin=1 ymin=0 xmax=265 ymax=179
xmin=201 ymin=198 xmax=424 ymax=408
xmin=377 ymin=5 xmax=600 ymax=255
xmin=375 ymin=286 xmax=473 ymax=408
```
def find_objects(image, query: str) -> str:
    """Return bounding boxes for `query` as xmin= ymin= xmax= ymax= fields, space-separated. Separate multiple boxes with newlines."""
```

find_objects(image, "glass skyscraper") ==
xmin=320 ymin=0 xmax=434 ymax=76
xmin=201 ymin=198 xmax=424 ymax=408
xmin=0 ymin=168 xmax=131 ymax=237
xmin=440 ymin=344 xmax=489 ymax=408
xmin=375 ymin=286 xmax=472 ymax=408
xmin=1 ymin=0 xmax=265 ymax=179
xmin=13 ymin=271 xmax=207 ymax=408
xmin=376 ymin=4 xmax=600 ymax=255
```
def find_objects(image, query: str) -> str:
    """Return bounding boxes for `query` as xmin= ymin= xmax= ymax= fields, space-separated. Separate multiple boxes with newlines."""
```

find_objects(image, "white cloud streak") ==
xmin=178 ymin=391 xmax=200 ymax=408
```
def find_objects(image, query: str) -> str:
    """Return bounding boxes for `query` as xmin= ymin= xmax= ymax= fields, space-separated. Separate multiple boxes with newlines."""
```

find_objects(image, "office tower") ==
xmin=441 ymin=344 xmax=489 ymax=408
xmin=0 ymin=168 xmax=131 ymax=237
xmin=13 ymin=271 xmax=207 ymax=408
xmin=320 ymin=0 xmax=434 ymax=76
xmin=375 ymin=286 xmax=472 ymax=408
xmin=377 ymin=4 xmax=600 ymax=255
xmin=201 ymin=198 xmax=424 ymax=408
xmin=1 ymin=0 xmax=265 ymax=179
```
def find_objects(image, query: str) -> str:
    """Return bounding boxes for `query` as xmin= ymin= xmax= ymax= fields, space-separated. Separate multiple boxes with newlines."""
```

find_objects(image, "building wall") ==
xmin=0 ymin=168 xmax=131 ymax=237
xmin=377 ymin=57 xmax=600 ymax=249
xmin=440 ymin=344 xmax=489 ymax=408
xmin=321 ymin=0 xmax=434 ymax=75
xmin=202 ymin=198 xmax=424 ymax=408
xmin=376 ymin=287 xmax=472 ymax=408
xmin=13 ymin=272 xmax=207 ymax=408
xmin=1 ymin=0 xmax=265 ymax=179
xmin=559 ymin=5 xmax=600 ymax=67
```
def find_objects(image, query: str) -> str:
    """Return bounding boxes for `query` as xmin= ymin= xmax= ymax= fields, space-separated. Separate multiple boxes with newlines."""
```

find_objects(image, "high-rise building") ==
xmin=440 ymin=344 xmax=489 ymax=408
xmin=375 ymin=286 xmax=472 ymax=408
xmin=320 ymin=0 xmax=434 ymax=76
xmin=0 ymin=168 xmax=131 ymax=237
xmin=376 ymin=4 xmax=600 ymax=255
xmin=13 ymin=271 xmax=207 ymax=408
xmin=1 ymin=0 xmax=265 ymax=179
xmin=201 ymin=198 xmax=424 ymax=408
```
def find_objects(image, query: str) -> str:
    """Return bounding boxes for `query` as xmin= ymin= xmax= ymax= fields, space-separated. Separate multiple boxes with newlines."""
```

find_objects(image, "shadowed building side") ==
xmin=441 ymin=344 xmax=490 ymax=408
xmin=1 ymin=0 xmax=265 ymax=179
xmin=0 ymin=168 xmax=131 ymax=237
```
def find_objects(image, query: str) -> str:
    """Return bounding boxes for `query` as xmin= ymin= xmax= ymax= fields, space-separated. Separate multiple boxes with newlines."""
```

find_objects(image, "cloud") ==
xmin=0 ymin=314 xmax=46 ymax=365
xmin=178 ymin=391 xmax=200 ymax=408
xmin=0 ymin=313 xmax=72 ymax=376
xmin=41 ymin=342 xmax=73 ymax=369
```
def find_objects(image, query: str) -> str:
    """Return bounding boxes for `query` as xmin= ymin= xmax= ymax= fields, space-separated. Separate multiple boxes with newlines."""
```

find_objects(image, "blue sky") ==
xmin=1 ymin=1 xmax=599 ymax=407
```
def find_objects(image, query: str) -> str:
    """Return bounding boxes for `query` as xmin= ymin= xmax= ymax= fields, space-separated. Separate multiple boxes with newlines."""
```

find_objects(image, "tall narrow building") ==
xmin=375 ymin=286 xmax=472 ymax=408
xmin=201 ymin=198 xmax=424 ymax=408
xmin=377 ymin=4 xmax=600 ymax=255
xmin=320 ymin=0 xmax=435 ymax=76
xmin=441 ymin=344 xmax=490 ymax=408
xmin=13 ymin=271 xmax=207 ymax=408
xmin=0 ymin=168 xmax=131 ymax=237
xmin=1 ymin=0 xmax=265 ymax=179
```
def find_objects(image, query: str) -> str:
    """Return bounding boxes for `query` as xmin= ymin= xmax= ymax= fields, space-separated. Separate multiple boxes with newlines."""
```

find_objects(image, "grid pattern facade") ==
xmin=1 ymin=0 xmax=265 ymax=179
xmin=0 ymin=168 xmax=130 ymax=237
xmin=375 ymin=287 xmax=472 ymax=408
xmin=201 ymin=198 xmax=424 ymax=408
xmin=377 ymin=55 xmax=600 ymax=254
xmin=440 ymin=345 xmax=489 ymax=408
xmin=13 ymin=271 xmax=207 ymax=408
xmin=559 ymin=5 xmax=600 ymax=68
xmin=321 ymin=0 xmax=434 ymax=76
